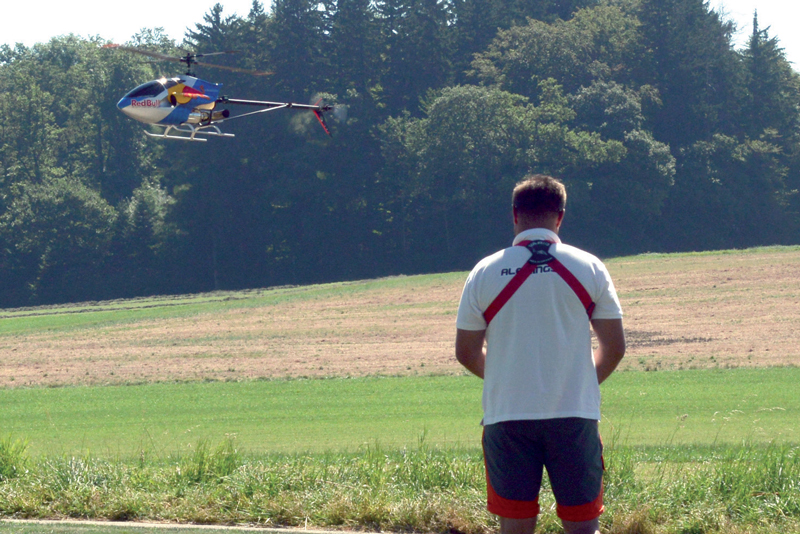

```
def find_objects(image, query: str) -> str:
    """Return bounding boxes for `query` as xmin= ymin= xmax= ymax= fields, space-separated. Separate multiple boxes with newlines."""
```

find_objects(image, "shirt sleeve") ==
xmin=590 ymin=263 xmax=623 ymax=320
xmin=456 ymin=269 xmax=488 ymax=331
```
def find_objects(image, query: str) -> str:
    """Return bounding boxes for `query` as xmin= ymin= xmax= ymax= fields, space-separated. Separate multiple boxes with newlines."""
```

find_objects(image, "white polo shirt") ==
xmin=456 ymin=228 xmax=623 ymax=424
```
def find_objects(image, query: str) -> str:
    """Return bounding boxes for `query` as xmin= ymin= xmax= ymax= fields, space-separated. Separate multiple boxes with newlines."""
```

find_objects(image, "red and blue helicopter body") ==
xmin=108 ymin=45 xmax=333 ymax=141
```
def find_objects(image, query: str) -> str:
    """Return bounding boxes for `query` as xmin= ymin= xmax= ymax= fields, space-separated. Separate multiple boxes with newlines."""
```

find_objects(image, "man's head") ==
xmin=512 ymin=174 xmax=567 ymax=235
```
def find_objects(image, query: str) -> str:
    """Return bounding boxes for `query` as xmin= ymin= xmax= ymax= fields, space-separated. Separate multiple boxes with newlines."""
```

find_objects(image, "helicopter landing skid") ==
xmin=145 ymin=123 xmax=235 ymax=142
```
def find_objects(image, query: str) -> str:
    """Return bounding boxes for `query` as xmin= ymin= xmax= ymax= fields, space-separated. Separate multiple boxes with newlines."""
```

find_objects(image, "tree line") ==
xmin=1 ymin=0 xmax=798 ymax=307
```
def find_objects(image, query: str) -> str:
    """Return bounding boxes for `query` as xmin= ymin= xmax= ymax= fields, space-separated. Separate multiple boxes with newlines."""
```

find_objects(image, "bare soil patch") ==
xmin=0 ymin=279 xmax=462 ymax=388
xmin=1 ymin=248 xmax=798 ymax=388
xmin=611 ymin=248 xmax=800 ymax=371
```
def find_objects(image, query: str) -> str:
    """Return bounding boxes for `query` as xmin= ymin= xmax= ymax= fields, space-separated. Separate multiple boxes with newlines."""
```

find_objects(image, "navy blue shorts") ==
xmin=482 ymin=418 xmax=604 ymax=522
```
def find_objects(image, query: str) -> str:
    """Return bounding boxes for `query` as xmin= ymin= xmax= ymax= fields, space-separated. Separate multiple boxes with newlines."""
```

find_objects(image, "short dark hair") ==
xmin=512 ymin=174 xmax=567 ymax=218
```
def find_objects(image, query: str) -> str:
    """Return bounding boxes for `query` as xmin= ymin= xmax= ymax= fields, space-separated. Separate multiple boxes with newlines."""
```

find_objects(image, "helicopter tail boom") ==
xmin=217 ymin=97 xmax=334 ymax=136
xmin=218 ymin=97 xmax=333 ymax=113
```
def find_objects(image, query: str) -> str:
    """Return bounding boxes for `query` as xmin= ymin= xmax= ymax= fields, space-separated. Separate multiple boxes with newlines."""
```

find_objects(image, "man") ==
xmin=455 ymin=174 xmax=626 ymax=534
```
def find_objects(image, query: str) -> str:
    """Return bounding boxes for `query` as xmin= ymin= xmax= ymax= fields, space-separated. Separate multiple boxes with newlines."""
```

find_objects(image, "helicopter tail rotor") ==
xmin=309 ymin=94 xmax=348 ymax=136
xmin=312 ymin=99 xmax=332 ymax=136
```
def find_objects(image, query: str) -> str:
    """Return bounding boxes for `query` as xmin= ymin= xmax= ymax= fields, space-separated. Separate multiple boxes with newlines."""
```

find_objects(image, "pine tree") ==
xmin=376 ymin=0 xmax=452 ymax=112
xmin=637 ymin=0 xmax=742 ymax=148
xmin=184 ymin=3 xmax=244 ymax=52
xmin=269 ymin=0 xmax=326 ymax=99
xmin=328 ymin=0 xmax=381 ymax=95
xmin=740 ymin=11 xmax=800 ymax=144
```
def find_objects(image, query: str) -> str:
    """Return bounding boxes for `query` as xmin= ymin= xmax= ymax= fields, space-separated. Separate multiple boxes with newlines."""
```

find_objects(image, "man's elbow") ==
xmin=604 ymin=333 xmax=626 ymax=364
xmin=455 ymin=342 xmax=478 ymax=367
xmin=593 ymin=319 xmax=626 ymax=359
xmin=613 ymin=337 xmax=626 ymax=359
xmin=455 ymin=328 xmax=486 ymax=378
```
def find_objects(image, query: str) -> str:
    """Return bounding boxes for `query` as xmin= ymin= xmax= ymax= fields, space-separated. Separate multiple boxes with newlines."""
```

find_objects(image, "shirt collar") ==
xmin=512 ymin=227 xmax=561 ymax=246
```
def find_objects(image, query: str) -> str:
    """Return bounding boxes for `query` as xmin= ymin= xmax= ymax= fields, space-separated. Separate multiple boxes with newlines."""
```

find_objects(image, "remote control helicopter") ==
xmin=104 ymin=44 xmax=334 ymax=141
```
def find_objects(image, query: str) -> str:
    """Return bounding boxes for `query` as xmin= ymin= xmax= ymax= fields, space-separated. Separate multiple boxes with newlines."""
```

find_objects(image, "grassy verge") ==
xmin=0 ymin=523 xmax=284 ymax=534
xmin=1 ymin=435 xmax=798 ymax=534
xmin=0 ymin=521 xmax=293 ymax=534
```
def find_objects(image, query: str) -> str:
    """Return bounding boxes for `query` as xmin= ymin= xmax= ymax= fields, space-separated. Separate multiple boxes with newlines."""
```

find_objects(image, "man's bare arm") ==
xmin=591 ymin=318 xmax=626 ymax=384
xmin=455 ymin=328 xmax=487 ymax=379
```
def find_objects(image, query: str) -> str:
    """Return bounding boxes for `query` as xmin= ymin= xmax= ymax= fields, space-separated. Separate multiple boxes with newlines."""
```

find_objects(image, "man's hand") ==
xmin=591 ymin=318 xmax=625 ymax=384
xmin=455 ymin=328 xmax=487 ymax=379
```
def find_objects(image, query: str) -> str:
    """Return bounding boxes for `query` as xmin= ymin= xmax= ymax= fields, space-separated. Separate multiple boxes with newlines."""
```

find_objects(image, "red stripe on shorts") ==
xmin=555 ymin=486 xmax=604 ymax=522
xmin=485 ymin=467 xmax=540 ymax=519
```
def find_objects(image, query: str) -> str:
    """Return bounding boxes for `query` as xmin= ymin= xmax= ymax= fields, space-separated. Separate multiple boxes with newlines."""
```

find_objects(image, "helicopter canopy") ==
xmin=123 ymin=78 xmax=181 ymax=99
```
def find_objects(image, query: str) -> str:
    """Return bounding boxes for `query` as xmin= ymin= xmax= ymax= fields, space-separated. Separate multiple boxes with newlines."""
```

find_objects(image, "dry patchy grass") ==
xmin=1 ymin=247 xmax=798 ymax=388
xmin=611 ymin=248 xmax=800 ymax=371
xmin=0 ymin=279 xmax=462 ymax=388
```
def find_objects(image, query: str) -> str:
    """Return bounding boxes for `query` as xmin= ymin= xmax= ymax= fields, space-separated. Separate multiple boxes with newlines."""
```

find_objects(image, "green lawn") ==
xmin=1 ymin=368 xmax=797 ymax=458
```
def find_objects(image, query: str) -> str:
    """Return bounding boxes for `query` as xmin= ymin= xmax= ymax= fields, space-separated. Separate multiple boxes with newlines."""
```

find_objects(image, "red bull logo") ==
xmin=131 ymin=99 xmax=160 ymax=107
xmin=183 ymin=86 xmax=210 ymax=99
xmin=170 ymin=84 xmax=212 ymax=105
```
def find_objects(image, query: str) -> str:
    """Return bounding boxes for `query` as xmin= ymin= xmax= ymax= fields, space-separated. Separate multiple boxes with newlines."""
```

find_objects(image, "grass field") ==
xmin=1 ymin=246 xmax=800 ymax=533
xmin=0 ymin=369 xmax=798 ymax=458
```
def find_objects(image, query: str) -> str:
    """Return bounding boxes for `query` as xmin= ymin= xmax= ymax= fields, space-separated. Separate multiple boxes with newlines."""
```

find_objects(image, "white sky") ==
xmin=708 ymin=0 xmax=800 ymax=67
xmin=3 ymin=0 xmax=799 ymax=68
xmin=3 ymin=0 xmax=259 ymax=48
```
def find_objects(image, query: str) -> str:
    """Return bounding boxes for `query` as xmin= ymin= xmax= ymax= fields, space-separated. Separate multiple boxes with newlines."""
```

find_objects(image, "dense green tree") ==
xmin=2 ymin=0 xmax=800 ymax=306
xmin=513 ymin=0 xmax=598 ymax=22
xmin=106 ymin=180 xmax=180 ymax=297
xmin=0 ymin=177 xmax=117 ymax=304
xmin=379 ymin=81 xmax=627 ymax=268
xmin=571 ymin=81 xmax=648 ymax=139
xmin=636 ymin=0 xmax=743 ymax=148
xmin=452 ymin=0 xmax=602 ymax=83
xmin=185 ymin=3 xmax=244 ymax=55
xmin=241 ymin=0 xmax=274 ymax=68
xmin=450 ymin=0 xmax=506 ymax=82
xmin=739 ymin=13 xmax=800 ymax=144
xmin=0 ymin=69 xmax=61 ymax=186
xmin=567 ymin=81 xmax=674 ymax=252
xmin=269 ymin=0 xmax=327 ymax=99
xmin=471 ymin=4 xmax=643 ymax=101
xmin=376 ymin=0 xmax=453 ymax=112
xmin=380 ymin=85 xmax=533 ymax=266
xmin=472 ymin=18 xmax=593 ymax=100
xmin=663 ymin=135 xmax=794 ymax=250
xmin=327 ymin=0 xmax=381 ymax=97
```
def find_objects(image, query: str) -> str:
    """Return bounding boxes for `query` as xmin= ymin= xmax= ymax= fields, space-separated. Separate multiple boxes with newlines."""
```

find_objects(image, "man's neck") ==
xmin=514 ymin=221 xmax=559 ymax=236
xmin=513 ymin=211 xmax=563 ymax=236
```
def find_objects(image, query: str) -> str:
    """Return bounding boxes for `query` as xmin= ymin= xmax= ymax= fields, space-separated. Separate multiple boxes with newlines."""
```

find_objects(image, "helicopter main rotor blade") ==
xmin=103 ymin=44 xmax=272 ymax=76
xmin=194 ymin=50 xmax=238 ymax=58
xmin=194 ymin=61 xmax=272 ymax=76
xmin=102 ymin=44 xmax=178 ymax=62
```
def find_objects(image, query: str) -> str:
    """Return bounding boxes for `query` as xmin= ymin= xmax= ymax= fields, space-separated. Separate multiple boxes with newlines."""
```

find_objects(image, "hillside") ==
xmin=1 ymin=246 xmax=798 ymax=389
